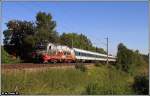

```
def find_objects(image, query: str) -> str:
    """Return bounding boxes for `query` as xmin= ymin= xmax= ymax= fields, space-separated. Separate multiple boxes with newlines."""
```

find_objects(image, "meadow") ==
xmin=2 ymin=64 xmax=136 ymax=95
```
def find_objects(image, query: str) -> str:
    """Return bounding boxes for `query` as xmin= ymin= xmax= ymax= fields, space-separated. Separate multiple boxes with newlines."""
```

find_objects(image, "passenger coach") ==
xmin=73 ymin=48 xmax=116 ymax=62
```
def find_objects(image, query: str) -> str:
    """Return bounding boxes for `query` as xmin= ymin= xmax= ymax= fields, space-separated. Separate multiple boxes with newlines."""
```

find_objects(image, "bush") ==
xmin=132 ymin=75 xmax=149 ymax=95
xmin=75 ymin=63 xmax=87 ymax=72
xmin=94 ymin=63 xmax=102 ymax=67
xmin=1 ymin=47 xmax=21 ymax=64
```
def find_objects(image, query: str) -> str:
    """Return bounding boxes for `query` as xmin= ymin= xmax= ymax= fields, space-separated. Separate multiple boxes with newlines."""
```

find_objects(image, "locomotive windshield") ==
xmin=35 ymin=44 xmax=47 ymax=51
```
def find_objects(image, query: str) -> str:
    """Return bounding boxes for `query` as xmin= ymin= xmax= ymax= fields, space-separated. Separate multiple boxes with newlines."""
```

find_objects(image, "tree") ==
xmin=60 ymin=33 xmax=106 ymax=53
xmin=3 ymin=20 xmax=35 ymax=60
xmin=116 ymin=43 xmax=136 ymax=72
xmin=35 ymin=12 xmax=59 ymax=44
xmin=116 ymin=43 xmax=147 ymax=73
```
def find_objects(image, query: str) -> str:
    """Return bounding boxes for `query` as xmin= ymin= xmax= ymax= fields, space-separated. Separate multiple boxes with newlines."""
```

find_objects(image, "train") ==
xmin=32 ymin=42 xmax=116 ymax=63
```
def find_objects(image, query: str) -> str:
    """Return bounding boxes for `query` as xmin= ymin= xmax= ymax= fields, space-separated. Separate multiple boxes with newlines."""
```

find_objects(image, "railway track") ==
xmin=1 ymin=63 xmax=94 ymax=69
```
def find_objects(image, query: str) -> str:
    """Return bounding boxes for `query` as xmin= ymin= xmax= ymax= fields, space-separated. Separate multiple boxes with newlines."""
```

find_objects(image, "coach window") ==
xmin=95 ymin=55 xmax=97 ymax=58
xmin=85 ymin=53 xmax=87 ymax=56
xmin=86 ymin=53 xmax=88 ymax=56
xmin=89 ymin=53 xmax=91 ymax=57
xmin=80 ymin=53 xmax=81 ymax=56
xmin=83 ymin=53 xmax=85 ymax=56
xmin=89 ymin=54 xmax=91 ymax=57
xmin=88 ymin=54 xmax=90 ymax=57
xmin=92 ymin=54 xmax=94 ymax=57
xmin=81 ymin=53 xmax=83 ymax=56
xmin=79 ymin=52 xmax=81 ymax=56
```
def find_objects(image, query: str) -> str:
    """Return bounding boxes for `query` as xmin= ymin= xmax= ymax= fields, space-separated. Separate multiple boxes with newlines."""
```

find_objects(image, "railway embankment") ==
xmin=1 ymin=63 xmax=94 ymax=73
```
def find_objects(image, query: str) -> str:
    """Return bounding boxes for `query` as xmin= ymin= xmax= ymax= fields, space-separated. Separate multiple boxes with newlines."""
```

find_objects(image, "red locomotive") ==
xmin=32 ymin=43 xmax=76 ymax=63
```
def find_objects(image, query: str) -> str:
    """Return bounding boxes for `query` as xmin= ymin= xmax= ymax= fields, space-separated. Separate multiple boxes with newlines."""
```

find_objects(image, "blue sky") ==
xmin=1 ymin=1 xmax=149 ymax=55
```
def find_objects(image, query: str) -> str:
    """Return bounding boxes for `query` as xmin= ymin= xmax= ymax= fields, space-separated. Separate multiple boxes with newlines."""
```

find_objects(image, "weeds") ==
xmin=75 ymin=63 xmax=87 ymax=72
xmin=2 ymin=64 xmax=135 ymax=95
xmin=94 ymin=63 xmax=102 ymax=67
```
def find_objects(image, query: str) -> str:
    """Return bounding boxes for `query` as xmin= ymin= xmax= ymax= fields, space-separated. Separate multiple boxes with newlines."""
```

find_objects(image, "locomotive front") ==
xmin=32 ymin=43 xmax=48 ymax=63
xmin=32 ymin=43 xmax=76 ymax=63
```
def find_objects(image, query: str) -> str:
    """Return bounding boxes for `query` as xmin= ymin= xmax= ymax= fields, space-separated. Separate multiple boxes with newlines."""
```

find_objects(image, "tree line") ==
xmin=3 ymin=11 xmax=106 ymax=61
xmin=116 ymin=43 xmax=148 ymax=74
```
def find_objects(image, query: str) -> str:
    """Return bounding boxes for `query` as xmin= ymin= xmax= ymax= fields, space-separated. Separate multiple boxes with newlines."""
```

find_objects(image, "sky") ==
xmin=1 ymin=1 xmax=149 ymax=55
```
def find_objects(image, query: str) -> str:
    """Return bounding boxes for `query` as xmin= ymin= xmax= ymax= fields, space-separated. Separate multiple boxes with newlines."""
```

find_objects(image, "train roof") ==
xmin=73 ymin=48 xmax=111 ymax=57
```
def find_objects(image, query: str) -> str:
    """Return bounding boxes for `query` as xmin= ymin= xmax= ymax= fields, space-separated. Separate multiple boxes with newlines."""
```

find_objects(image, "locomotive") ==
xmin=32 ymin=42 xmax=116 ymax=63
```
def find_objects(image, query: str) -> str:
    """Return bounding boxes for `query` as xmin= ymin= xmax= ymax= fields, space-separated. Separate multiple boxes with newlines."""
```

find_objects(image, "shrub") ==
xmin=94 ymin=63 xmax=102 ymax=67
xmin=1 ymin=47 xmax=21 ymax=64
xmin=132 ymin=75 xmax=149 ymax=95
xmin=75 ymin=63 xmax=87 ymax=72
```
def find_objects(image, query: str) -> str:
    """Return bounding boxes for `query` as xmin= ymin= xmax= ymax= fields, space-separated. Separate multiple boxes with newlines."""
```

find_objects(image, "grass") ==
xmin=2 ymin=64 xmax=136 ymax=95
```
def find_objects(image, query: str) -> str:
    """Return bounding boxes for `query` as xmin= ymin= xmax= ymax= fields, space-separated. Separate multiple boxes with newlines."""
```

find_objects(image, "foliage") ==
xmin=2 ymin=65 xmax=134 ymax=95
xmin=1 ymin=46 xmax=21 ymax=64
xmin=3 ymin=20 xmax=36 ymax=60
xmin=116 ymin=43 xmax=131 ymax=72
xmin=116 ymin=43 xmax=147 ymax=73
xmin=60 ymin=33 xmax=106 ymax=54
xmin=60 ymin=33 xmax=92 ymax=49
xmin=35 ymin=11 xmax=59 ymax=44
xmin=132 ymin=75 xmax=149 ymax=95
xmin=75 ymin=63 xmax=87 ymax=72
xmin=141 ymin=54 xmax=149 ymax=64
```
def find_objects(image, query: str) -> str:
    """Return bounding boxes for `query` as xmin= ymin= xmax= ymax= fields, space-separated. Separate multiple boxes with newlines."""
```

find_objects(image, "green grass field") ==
xmin=2 ymin=64 xmax=136 ymax=95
